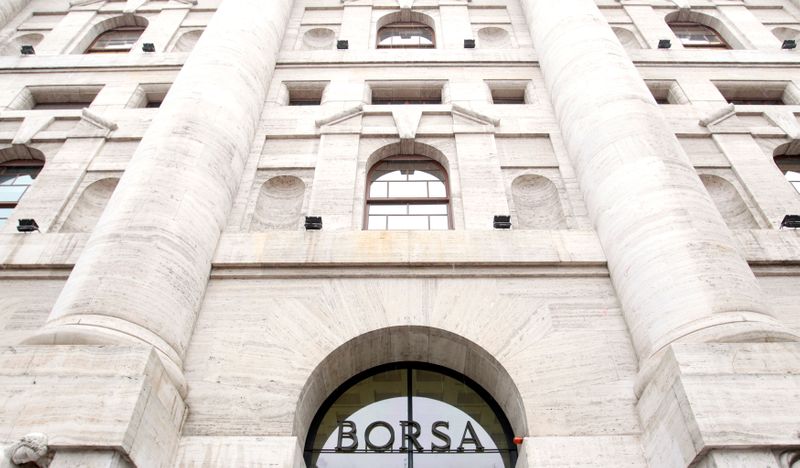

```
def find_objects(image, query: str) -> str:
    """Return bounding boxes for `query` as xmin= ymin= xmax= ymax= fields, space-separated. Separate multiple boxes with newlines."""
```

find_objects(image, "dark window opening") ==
xmin=86 ymin=26 xmax=145 ymax=54
xmin=668 ymin=22 xmax=729 ymax=49
xmin=0 ymin=159 xmax=44 ymax=229
xmin=377 ymin=22 xmax=435 ymax=48
xmin=370 ymin=85 xmax=443 ymax=105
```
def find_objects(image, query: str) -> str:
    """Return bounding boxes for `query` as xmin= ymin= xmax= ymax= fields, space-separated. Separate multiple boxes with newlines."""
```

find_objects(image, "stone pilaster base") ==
xmin=638 ymin=342 xmax=800 ymax=468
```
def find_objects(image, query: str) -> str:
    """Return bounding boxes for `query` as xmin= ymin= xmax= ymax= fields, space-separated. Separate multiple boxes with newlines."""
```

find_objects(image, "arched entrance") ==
xmin=304 ymin=362 xmax=517 ymax=467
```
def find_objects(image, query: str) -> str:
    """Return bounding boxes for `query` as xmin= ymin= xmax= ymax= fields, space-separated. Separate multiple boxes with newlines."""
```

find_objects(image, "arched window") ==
xmin=0 ymin=160 xmax=44 ymax=228
xmin=366 ymin=156 xmax=450 ymax=230
xmin=86 ymin=26 xmax=145 ymax=54
xmin=304 ymin=363 xmax=518 ymax=467
xmin=378 ymin=22 xmax=435 ymax=48
xmin=668 ymin=22 xmax=729 ymax=48
xmin=775 ymin=153 xmax=800 ymax=194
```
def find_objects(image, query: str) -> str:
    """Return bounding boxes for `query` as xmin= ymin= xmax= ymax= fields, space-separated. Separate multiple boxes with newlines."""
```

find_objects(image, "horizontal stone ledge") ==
xmin=277 ymin=49 xmax=537 ymax=66
xmin=2 ymin=230 xmax=800 ymax=269
xmin=628 ymin=49 xmax=800 ymax=66
xmin=0 ymin=53 xmax=187 ymax=71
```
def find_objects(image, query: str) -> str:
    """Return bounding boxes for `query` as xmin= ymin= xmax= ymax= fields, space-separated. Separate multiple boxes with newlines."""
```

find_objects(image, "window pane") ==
xmin=388 ymin=215 xmax=429 ymax=230
xmin=369 ymin=204 xmax=407 ymax=215
xmin=0 ymin=207 xmax=11 ymax=219
xmin=0 ymin=186 xmax=26 ymax=203
xmin=408 ymin=204 xmax=447 ymax=215
xmin=12 ymin=175 xmax=33 ymax=185
xmin=430 ymin=216 xmax=449 ymax=230
xmin=374 ymin=170 xmax=406 ymax=182
xmin=388 ymin=181 xmax=428 ymax=198
xmin=408 ymin=170 xmax=441 ymax=181
xmin=428 ymin=181 xmax=446 ymax=197
xmin=0 ymin=175 xmax=16 ymax=185
xmin=367 ymin=215 xmax=387 ymax=230
xmin=369 ymin=181 xmax=388 ymax=198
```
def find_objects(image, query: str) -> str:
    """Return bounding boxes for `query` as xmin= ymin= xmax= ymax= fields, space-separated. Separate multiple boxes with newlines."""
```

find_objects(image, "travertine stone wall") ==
xmin=0 ymin=0 xmax=29 ymax=31
xmin=520 ymin=0 xmax=797 ymax=381
xmin=26 ymin=0 xmax=295 ymax=390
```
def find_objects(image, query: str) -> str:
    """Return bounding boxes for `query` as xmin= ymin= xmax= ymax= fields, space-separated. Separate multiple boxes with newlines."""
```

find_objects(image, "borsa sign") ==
xmin=335 ymin=420 xmax=486 ymax=453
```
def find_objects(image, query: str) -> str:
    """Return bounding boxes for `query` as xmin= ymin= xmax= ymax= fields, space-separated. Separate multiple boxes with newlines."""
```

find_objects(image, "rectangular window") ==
xmin=645 ymin=80 xmax=688 ymax=105
xmin=284 ymin=81 xmax=327 ymax=106
xmin=369 ymin=81 xmax=444 ymax=105
xmin=10 ymin=85 xmax=103 ymax=110
xmin=713 ymin=81 xmax=800 ymax=105
xmin=486 ymin=80 xmax=530 ymax=105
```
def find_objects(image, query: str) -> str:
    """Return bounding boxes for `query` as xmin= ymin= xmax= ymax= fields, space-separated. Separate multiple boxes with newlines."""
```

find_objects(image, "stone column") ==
xmin=0 ymin=0 xmax=29 ymax=30
xmin=518 ymin=0 xmax=797 ymax=387
xmin=25 ymin=0 xmax=295 ymax=392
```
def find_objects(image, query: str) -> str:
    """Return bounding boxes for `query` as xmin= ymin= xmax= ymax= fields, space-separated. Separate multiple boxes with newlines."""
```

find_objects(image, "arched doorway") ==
xmin=304 ymin=362 xmax=518 ymax=467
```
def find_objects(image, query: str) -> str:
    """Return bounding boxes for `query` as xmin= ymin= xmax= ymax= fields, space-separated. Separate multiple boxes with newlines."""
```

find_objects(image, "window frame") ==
xmin=667 ymin=21 xmax=730 ymax=49
xmin=364 ymin=155 xmax=452 ymax=231
xmin=85 ymin=26 xmax=146 ymax=54
xmin=377 ymin=21 xmax=436 ymax=49
xmin=303 ymin=361 xmax=518 ymax=467
xmin=0 ymin=159 xmax=44 ymax=228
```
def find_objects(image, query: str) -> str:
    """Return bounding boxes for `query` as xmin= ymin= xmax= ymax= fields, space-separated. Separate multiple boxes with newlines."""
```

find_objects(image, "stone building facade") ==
xmin=0 ymin=0 xmax=800 ymax=466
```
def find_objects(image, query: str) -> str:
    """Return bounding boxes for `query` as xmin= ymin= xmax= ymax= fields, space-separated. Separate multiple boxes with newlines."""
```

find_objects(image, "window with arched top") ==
xmin=86 ymin=26 xmax=145 ymax=54
xmin=0 ymin=160 xmax=44 ymax=228
xmin=775 ymin=153 xmax=800 ymax=195
xmin=366 ymin=156 xmax=450 ymax=230
xmin=377 ymin=22 xmax=435 ymax=48
xmin=668 ymin=22 xmax=729 ymax=48
xmin=304 ymin=362 xmax=518 ymax=467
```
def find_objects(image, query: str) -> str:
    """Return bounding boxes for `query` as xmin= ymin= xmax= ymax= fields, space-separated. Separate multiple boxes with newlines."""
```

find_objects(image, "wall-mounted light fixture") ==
xmin=493 ymin=215 xmax=511 ymax=229
xmin=305 ymin=216 xmax=323 ymax=230
xmin=17 ymin=219 xmax=39 ymax=233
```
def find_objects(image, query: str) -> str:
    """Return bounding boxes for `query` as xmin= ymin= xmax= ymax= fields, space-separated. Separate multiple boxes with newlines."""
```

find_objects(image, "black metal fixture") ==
xmin=142 ymin=43 xmax=156 ymax=52
xmin=20 ymin=45 xmax=35 ymax=55
xmin=493 ymin=215 xmax=511 ymax=229
xmin=782 ymin=39 xmax=797 ymax=50
xmin=657 ymin=39 xmax=671 ymax=49
xmin=337 ymin=40 xmax=349 ymax=50
xmin=305 ymin=216 xmax=323 ymax=230
xmin=17 ymin=219 xmax=39 ymax=233
xmin=780 ymin=215 xmax=800 ymax=229
xmin=464 ymin=39 xmax=476 ymax=49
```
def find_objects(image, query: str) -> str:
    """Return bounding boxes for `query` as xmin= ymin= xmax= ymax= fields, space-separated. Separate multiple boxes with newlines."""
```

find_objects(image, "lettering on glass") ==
xmin=334 ymin=420 xmax=485 ymax=453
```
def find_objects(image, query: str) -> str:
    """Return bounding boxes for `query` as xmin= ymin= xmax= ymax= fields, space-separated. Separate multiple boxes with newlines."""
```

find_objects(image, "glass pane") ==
xmin=388 ymin=181 xmax=428 ymax=198
xmin=428 ymin=182 xmax=446 ymax=197
xmin=408 ymin=170 xmax=440 ymax=181
xmin=429 ymin=216 xmax=449 ymax=230
xmin=367 ymin=216 xmax=387 ymax=230
xmin=310 ymin=369 xmax=408 ymax=467
xmin=0 ymin=186 xmax=26 ymax=203
xmin=378 ymin=24 xmax=434 ymax=48
xmin=388 ymin=215 xmax=429 ymax=230
xmin=12 ymin=175 xmax=33 ymax=185
xmin=369 ymin=204 xmax=408 ymax=215
xmin=306 ymin=365 xmax=515 ymax=468
xmin=89 ymin=28 xmax=144 ymax=52
xmin=369 ymin=182 xmax=388 ymax=198
xmin=792 ymin=181 xmax=800 ymax=194
xmin=374 ymin=170 xmax=406 ymax=182
xmin=0 ymin=207 xmax=11 ymax=220
xmin=408 ymin=204 xmax=447 ymax=215
xmin=0 ymin=218 xmax=5 ymax=229
xmin=0 ymin=174 xmax=16 ymax=185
